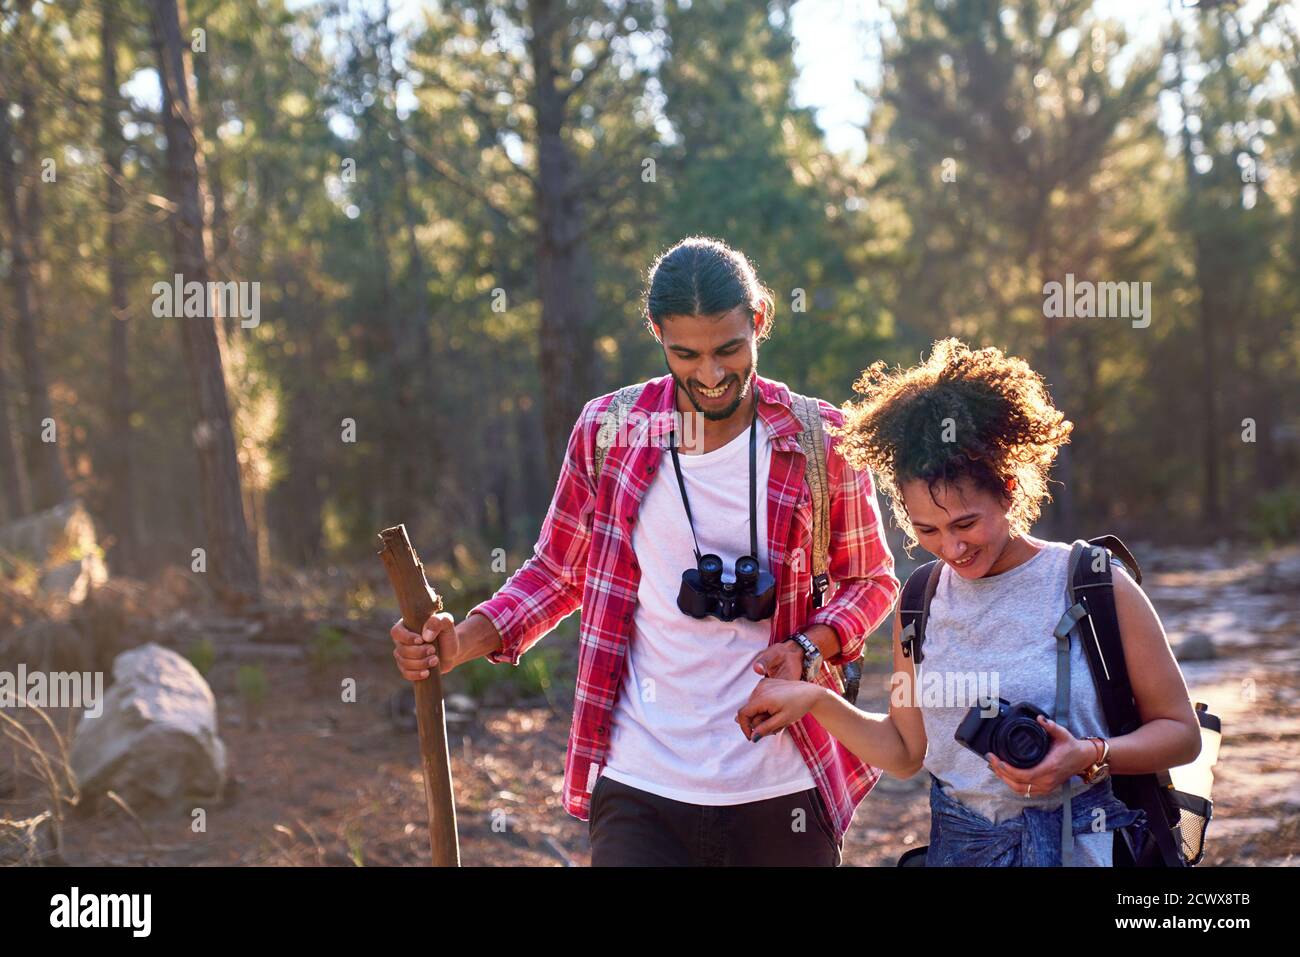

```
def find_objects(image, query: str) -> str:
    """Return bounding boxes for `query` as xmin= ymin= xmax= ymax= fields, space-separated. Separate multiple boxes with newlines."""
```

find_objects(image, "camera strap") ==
xmin=669 ymin=401 xmax=760 ymax=564
xmin=1053 ymin=601 xmax=1087 ymax=867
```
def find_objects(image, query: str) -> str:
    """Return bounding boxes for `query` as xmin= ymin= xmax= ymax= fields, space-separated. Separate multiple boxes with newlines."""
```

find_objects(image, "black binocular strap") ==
xmin=669 ymin=402 xmax=759 ymax=563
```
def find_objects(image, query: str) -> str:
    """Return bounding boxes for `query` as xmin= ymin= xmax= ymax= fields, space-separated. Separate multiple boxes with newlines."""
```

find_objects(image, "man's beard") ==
xmin=667 ymin=358 xmax=757 ymax=422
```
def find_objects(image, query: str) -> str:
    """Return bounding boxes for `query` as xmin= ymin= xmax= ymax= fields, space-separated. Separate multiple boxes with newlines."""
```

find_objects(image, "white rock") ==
xmin=70 ymin=643 xmax=227 ymax=808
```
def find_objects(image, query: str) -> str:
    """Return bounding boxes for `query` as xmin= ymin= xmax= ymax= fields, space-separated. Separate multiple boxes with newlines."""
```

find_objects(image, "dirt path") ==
xmin=8 ymin=545 xmax=1297 ymax=867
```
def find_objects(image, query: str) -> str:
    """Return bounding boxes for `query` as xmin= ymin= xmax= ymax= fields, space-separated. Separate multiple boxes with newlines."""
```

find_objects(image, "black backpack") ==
xmin=894 ymin=536 xmax=1216 ymax=868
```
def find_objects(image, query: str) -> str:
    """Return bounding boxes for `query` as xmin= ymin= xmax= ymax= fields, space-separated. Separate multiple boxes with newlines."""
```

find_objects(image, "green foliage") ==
xmin=454 ymin=658 xmax=497 ymax=700
xmin=186 ymin=638 xmax=216 ymax=678
xmin=455 ymin=645 xmax=566 ymax=704
xmin=518 ymin=646 xmax=560 ymax=700
xmin=345 ymin=823 xmax=365 ymax=867
xmin=0 ymin=553 xmax=42 ymax=594
xmin=237 ymin=664 xmax=268 ymax=707
xmin=1 ymin=0 xmax=1296 ymax=575
xmin=1247 ymin=487 xmax=1300 ymax=544
xmin=308 ymin=626 xmax=355 ymax=672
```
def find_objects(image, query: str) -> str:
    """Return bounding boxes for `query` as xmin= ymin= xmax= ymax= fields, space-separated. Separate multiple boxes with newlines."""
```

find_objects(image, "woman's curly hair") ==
xmin=830 ymin=338 xmax=1073 ymax=550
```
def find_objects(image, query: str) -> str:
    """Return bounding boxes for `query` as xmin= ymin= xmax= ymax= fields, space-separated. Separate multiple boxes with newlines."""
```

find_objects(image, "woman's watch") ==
xmin=1081 ymin=736 xmax=1111 ymax=784
xmin=786 ymin=632 xmax=822 ymax=683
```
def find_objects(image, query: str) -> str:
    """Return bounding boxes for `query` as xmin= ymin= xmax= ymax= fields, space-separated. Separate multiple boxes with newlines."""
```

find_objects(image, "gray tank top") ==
xmin=918 ymin=539 xmax=1112 ymax=843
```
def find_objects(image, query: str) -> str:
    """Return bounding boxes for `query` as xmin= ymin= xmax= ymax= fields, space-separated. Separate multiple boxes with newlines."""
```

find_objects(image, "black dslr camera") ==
xmin=677 ymin=553 xmax=776 ymax=622
xmin=955 ymin=698 xmax=1051 ymax=769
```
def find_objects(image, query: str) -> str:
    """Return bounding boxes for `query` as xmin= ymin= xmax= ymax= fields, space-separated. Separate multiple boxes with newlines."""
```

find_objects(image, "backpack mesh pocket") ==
xmin=1167 ymin=788 xmax=1212 ymax=866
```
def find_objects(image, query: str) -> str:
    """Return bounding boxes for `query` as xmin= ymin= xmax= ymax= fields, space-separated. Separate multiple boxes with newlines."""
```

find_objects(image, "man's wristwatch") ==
xmin=1081 ymin=736 xmax=1111 ymax=784
xmin=786 ymin=632 xmax=822 ymax=683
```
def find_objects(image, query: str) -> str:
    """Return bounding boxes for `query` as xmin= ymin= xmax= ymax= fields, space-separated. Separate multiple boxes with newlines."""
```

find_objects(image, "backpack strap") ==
xmin=1086 ymin=534 xmax=1142 ymax=585
xmin=593 ymin=384 xmax=647 ymax=485
xmin=1067 ymin=538 xmax=1142 ymax=734
xmin=1052 ymin=555 xmax=1093 ymax=867
xmin=1068 ymin=536 xmax=1186 ymax=868
xmin=788 ymin=392 xmax=831 ymax=608
xmin=789 ymin=392 xmax=856 ymax=696
xmin=898 ymin=560 xmax=942 ymax=665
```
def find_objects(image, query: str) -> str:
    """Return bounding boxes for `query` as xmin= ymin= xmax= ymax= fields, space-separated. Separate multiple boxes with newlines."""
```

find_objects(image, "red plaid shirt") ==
xmin=469 ymin=374 xmax=899 ymax=841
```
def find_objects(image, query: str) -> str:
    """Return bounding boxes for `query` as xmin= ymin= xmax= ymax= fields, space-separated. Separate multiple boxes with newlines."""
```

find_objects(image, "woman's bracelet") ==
xmin=1080 ymin=736 xmax=1111 ymax=783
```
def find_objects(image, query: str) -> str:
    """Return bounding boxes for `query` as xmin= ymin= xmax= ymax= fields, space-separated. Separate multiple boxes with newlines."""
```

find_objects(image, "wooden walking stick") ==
xmin=377 ymin=524 xmax=461 ymax=867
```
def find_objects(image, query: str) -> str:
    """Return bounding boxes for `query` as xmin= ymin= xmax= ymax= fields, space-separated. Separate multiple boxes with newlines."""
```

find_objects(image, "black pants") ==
xmin=588 ymin=774 xmax=842 ymax=867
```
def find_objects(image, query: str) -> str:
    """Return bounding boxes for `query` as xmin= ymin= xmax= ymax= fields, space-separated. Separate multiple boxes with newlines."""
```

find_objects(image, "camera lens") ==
xmin=699 ymin=554 xmax=724 ymax=588
xmin=734 ymin=556 xmax=759 ymax=590
xmin=998 ymin=719 xmax=1050 ymax=769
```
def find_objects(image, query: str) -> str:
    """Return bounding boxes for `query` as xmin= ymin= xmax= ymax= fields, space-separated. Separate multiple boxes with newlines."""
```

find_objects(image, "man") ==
xmin=391 ymin=237 xmax=898 ymax=865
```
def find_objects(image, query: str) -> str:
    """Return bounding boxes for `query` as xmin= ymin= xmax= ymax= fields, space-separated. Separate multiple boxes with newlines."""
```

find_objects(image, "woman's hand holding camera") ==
xmin=986 ymin=715 xmax=1094 ymax=798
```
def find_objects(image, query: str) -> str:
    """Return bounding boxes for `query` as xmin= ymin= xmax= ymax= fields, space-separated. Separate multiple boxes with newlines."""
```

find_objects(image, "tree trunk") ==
xmin=529 ymin=0 xmax=596 ymax=478
xmin=192 ymin=50 xmax=232 ymax=273
xmin=374 ymin=2 xmax=448 ymax=546
xmin=0 ymin=353 xmax=32 ymax=522
xmin=18 ymin=81 xmax=45 ymax=271
xmin=149 ymin=0 xmax=260 ymax=608
xmin=99 ymin=0 xmax=138 ymax=573
xmin=1195 ymin=247 xmax=1222 ymax=531
xmin=1034 ymin=200 xmax=1074 ymax=535
xmin=276 ymin=381 xmax=325 ymax=563
xmin=1174 ymin=32 xmax=1221 ymax=534
xmin=1247 ymin=319 xmax=1280 ymax=491
xmin=0 ymin=88 xmax=70 ymax=510
xmin=270 ymin=263 xmax=325 ymax=565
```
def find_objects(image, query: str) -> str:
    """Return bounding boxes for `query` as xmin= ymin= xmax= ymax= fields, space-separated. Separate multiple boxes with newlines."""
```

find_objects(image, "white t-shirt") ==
xmin=600 ymin=418 xmax=817 ymax=804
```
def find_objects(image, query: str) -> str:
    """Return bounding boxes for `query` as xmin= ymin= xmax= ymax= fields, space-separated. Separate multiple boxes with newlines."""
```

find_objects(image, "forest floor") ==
xmin=4 ymin=543 xmax=1297 ymax=867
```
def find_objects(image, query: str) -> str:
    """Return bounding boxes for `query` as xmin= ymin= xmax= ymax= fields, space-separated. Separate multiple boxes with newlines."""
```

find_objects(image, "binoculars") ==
xmin=677 ymin=552 xmax=776 ymax=622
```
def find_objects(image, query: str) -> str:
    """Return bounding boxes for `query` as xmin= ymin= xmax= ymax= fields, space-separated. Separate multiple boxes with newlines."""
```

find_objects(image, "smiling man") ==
xmin=389 ymin=236 xmax=898 ymax=866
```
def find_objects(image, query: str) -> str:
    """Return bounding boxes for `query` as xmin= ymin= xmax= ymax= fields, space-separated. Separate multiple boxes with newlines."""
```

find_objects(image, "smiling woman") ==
xmin=735 ymin=337 xmax=1203 ymax=867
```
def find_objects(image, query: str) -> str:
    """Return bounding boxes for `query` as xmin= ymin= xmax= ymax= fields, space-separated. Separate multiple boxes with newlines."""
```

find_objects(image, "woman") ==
xmin=736 ymin=338 xmax=1201 ymax=866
